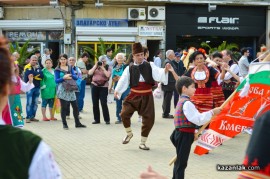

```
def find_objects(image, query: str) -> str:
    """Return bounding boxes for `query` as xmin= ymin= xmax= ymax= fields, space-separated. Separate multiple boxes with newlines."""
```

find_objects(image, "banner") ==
xmin=194 ymin=62 xmax=270 ymax=155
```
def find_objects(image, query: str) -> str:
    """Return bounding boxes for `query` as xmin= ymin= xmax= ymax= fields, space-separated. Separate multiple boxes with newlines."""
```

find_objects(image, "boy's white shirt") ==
xmin=182 ymin=99 xmax=213 ymax=126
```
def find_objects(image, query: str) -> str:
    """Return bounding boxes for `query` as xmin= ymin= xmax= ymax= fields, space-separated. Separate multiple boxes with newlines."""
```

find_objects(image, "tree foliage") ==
xmin=83 ymin=38 xmax=122 ymax=62
xmin=201 ymin=41 xmax=239 ymax=54
xmin=9 ymin=40 xmax=39 ymax=66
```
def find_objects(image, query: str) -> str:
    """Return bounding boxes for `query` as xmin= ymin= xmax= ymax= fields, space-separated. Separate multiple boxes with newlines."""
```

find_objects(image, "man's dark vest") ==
xmin=129 ymin=62 xmax=155 ymax=87
xmin=0 ymin=125 xmax=41 ymax=178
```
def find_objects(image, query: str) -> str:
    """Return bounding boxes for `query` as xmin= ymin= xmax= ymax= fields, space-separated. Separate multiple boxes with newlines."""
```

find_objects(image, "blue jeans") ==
xmin=26 ymin=87 xmax=40 ymax=119
xmin=115 ymin=88 xmax=130 ymax=121
xmin=78 ymin=79 xmax=86 ymax=111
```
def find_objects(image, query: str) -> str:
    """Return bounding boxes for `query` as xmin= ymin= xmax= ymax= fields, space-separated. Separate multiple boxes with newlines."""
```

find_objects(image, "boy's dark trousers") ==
xmin=170 ymin=129 xmax=194 ymax=179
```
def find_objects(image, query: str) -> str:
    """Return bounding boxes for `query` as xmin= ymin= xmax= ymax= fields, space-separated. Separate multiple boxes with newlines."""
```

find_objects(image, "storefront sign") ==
xmin=75 ymin=19 xmax=128 ymax=27
xmin=5 ymin=31 xmax=46 ymax=41
xmin=139 ymin=26 xmax=163 ymax=36
xmin=166 ymin=5 xmax=265 ymax=36
xmin=197 ymin=16 xmax=240 ymax=31
xmin=48 ymin=31 xmax=64 ymax=40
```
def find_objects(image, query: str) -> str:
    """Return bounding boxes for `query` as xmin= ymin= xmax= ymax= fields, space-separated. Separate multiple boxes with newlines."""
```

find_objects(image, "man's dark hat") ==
xmin=132 ymin=42 xmax=143 ymax=54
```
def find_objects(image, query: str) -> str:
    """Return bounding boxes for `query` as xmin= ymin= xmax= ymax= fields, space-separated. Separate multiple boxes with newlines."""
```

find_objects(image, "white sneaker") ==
xmin=138 ymin=116 xmax=142 ymax=122
xmin=243 ymin=128 xmax=252 ymax=135
xmin=246 ymin=128 xmax=253 ymax=135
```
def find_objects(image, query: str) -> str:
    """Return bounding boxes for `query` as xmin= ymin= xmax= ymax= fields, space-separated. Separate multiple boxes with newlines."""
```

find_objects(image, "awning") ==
xmin=0 ymin=20 xmax=64 ymax=30
xmin=76 ymin=27 xmax=138 ymax=42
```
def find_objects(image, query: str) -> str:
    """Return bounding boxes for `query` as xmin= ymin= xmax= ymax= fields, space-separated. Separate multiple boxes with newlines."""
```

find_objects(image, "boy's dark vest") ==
xmin=129 ymin=62 xmax=155 ymax=87
xmin=0 ymin=125 xmax=41 ymax=178
xmin=174 ymin=97 xmax=196 ymax=128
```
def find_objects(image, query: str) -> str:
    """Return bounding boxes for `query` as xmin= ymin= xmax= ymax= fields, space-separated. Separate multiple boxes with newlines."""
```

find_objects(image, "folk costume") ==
xmin=2 ymin=76 xmax=34 ymax=127
xmin=115 ymin=42 xmax=168 ymax=150
xmin=170 ymin=95 xmax=214 ymax=179
xmin=211 ymin=67 xmax=225 ymax=107
xmin=218 ymin=59 xmax=240 ymax=99
xmin=185 ymin=65 xmax=219 ymax=112
xmin=0 ymin=118 xmax=61 ymax=178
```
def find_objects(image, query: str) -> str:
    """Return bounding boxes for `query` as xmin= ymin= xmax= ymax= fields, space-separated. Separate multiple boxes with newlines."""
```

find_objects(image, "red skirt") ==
xmin=211 ymin=81 xmax=225 ymax=108
xmin=191 ymin=88 xmax=213 ymax=113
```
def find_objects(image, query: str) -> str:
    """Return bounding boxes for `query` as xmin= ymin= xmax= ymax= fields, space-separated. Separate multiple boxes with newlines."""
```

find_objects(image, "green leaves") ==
xmin=9 ymin=40 xmax=39 ymax=66
xmin=200 ymin=41 xmax=239 ymax=54
xmin=83 ymin=37 xmax=123 ymax=62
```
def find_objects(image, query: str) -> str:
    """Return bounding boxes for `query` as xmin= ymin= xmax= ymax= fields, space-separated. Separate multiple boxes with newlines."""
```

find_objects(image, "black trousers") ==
xmin=173 ymin=88 xmax=179 ymax=108
xmin=162 ymin=90 xmax=173 ymax=116
xmin=59 ymin=99 xmax=80 ymax=126
xmin=170 ymin=129 xmax=194 ymax=179
xmin=66 ymin=92 xmax=79 ymax=116
xmin=91 ymin=85 xmax=110 ymax=123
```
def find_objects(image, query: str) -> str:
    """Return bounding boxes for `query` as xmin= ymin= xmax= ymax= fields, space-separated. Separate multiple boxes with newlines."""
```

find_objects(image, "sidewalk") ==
xmin=22 ymin=87 xmax=250 ymax=179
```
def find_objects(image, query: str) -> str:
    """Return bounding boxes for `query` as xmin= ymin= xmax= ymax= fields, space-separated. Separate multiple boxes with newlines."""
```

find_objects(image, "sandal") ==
xmin=122 ymin=134 xmax=133 ymax=144
xmin=139 ymin=144 xmax=150 ymax=150
xmin=43 ymin=118 xmax=50 ymax=121
xmin=50 ymin=118 xmax=57 ymax=121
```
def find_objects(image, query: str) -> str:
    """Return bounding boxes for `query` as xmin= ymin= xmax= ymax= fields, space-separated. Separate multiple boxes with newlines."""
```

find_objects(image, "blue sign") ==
xmin=75 ymin=19 xmax=128 ymax=27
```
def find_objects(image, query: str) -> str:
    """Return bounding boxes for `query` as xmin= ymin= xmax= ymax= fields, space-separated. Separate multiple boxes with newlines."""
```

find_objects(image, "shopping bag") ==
xmin=153 ymin=83 xmax=163 ymax=99
xmin=52 ymin=97 xmax=61 ymax=114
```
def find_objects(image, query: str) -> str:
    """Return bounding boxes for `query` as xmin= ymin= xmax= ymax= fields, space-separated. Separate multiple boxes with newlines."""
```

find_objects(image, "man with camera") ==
xmin=88 ymin=55 xmax=112 ymax=125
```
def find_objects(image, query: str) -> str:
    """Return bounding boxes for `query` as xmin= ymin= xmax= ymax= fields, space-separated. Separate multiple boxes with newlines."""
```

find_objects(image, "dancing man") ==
xmin=114 ymin=42 xmax=170 ymax=150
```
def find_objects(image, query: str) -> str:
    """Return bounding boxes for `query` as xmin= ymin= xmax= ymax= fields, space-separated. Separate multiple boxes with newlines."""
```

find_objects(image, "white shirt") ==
xmin=41 ymin=54 xmax=51 ymax=67
xmin=238 ymin=56 xmax=250 ymax=77
xmin=217 ymin=63 xmax=239 ymax=85
xmin=183 ymin=100 xmax=213 ymax=126
xmin=194 ymin=71 xmax=206 ymax=80
xmin=12 ymin=76 xmax=34 ymax=92
xmin=154 ymin=57 xmax=162 ymax=68
xmin=115 ymin=62 xmax=168 ymax=97
xmin=0 ymin=117 xmax=62 ymax=178
xmin=29 ymin=141 xmax=62 ymax=179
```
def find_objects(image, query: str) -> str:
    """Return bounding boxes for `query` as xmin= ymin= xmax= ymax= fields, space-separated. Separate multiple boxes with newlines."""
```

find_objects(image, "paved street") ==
xmin=22 ymin=86 xmax=250 ymax=179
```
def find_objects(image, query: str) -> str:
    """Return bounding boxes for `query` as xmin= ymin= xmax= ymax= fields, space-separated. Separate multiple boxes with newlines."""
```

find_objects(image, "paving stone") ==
xmin=21 ymin=87 xmax=250 ymax=179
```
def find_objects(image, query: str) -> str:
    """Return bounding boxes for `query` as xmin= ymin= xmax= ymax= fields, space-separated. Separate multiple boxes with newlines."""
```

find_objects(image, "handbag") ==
xmin=62 ymin=66 xmax=79 ymax=91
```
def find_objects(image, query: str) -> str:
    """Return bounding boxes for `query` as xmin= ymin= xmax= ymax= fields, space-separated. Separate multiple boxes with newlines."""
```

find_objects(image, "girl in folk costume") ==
xmin=0 ymin=46 xmax=62 ymax=179
xmin=209 ymin=52 xmax=225 ymax=107
xmin=184 ymin=50 xmax=219 ymax=112
xmin=2 ymin=58 xmax=34 ymax=127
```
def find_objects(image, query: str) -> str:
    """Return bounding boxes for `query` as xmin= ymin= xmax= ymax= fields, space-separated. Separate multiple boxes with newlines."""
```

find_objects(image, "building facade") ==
xmin=0 ymin=0 xmax=269 ymax=62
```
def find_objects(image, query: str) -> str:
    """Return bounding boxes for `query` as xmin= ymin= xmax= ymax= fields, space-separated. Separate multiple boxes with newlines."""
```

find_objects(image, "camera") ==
xmin=97 ymin=61 xmax=103 ymax=66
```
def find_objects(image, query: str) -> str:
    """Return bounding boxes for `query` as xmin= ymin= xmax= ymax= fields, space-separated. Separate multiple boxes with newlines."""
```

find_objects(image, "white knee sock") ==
xmin=140 ymin=136 xmax=148 ymax=145
xmin=125 ymin=127 xmax=133 ymax=136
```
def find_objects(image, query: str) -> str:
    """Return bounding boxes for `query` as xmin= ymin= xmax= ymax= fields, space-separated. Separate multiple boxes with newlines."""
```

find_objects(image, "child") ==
xmin=170 ymin=76 xmax=221 ymax=179
xmin=2 ymin=64 xmax=34 ymax=127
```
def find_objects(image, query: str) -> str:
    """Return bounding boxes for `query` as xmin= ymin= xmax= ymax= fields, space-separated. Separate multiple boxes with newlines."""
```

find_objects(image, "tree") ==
xmin=83 ymin=37 xmax=122 ymax=62
xmin=9 ymin=40 xmax=39 ymax=66
xmin=201 ymin=41 xmax=239 ymax=54
xmin=201 ymin=41 xmax=240 ymax=60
